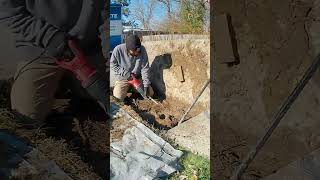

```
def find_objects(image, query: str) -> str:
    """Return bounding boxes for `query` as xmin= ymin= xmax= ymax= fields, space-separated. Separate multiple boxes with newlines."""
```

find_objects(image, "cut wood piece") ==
xmin=213 ymin=14 xmax=238 ymax=64
xmin=178 ymin=66 xmax=185 ymax=82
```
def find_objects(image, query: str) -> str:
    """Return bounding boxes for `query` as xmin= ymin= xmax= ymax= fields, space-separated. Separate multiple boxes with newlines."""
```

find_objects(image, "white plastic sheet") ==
xmin=110 ymin=104 xmax=182 ymax=180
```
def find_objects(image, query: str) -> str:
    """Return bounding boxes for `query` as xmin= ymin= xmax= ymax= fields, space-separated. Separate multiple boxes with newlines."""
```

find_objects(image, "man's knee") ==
xmin=10 ymin=61 xmax=63 ymax=124
xmin=113 ymin=90 xmax=127 ymax=101
xmin=11 ymin=88 xmax=51 ymax=128
xmin=113 ymin=80 xmax=129 ymax=101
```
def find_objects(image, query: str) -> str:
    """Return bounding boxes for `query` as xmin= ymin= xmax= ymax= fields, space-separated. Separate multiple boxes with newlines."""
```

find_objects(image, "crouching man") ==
xmin=110 ymin=35 xmax=154 ymax=101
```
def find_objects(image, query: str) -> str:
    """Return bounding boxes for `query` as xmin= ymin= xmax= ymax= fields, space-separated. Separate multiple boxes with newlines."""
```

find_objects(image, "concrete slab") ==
xmin=263 ymin=148 xmax=320 ymax=180
xmin=167 ymin=110 xmax=210 ymax=158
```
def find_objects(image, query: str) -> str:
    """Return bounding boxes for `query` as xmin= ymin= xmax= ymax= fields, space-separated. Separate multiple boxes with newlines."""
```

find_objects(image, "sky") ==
xmin=124 ymin=0 xmax=178 ymax=29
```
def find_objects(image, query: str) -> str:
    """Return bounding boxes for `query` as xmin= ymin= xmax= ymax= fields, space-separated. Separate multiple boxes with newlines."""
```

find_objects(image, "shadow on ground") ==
xmin=44 ymin=98 xmax=110 ymax=179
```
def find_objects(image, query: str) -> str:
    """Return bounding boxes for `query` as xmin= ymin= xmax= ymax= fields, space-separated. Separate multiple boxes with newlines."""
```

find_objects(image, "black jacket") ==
xmin=0 ymin=0 xmax=105 ymax=60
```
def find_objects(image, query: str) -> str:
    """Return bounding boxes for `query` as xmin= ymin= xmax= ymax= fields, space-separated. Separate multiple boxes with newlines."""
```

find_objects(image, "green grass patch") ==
xmin=169 ymin=149 xmax=210 ymax=180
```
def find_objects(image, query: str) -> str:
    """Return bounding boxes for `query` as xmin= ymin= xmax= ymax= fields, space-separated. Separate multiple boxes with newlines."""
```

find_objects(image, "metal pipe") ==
xmin=178 ymin=79 xmax=210 ymax=126
xmin=231 ymin=53 xmax=320 ymax=180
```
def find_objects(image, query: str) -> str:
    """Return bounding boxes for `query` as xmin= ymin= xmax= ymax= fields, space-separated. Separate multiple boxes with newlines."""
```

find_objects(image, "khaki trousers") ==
xmin=11 ymin=52 xmax=106 ymax=124
xmin=113 ymin=79 xmax=154 ymax=101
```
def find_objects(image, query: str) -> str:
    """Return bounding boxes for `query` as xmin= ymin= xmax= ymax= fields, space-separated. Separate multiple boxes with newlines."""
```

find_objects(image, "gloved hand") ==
xmin=56 ymin=40 xmax=109 ymax=114
xmin=127 ymin=73 xmax=136 ymax=81
xmin=55 ymin=40 xmax=97 ymax=87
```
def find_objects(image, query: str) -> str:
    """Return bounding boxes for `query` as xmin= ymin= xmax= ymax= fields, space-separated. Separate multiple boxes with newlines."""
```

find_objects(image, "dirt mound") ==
xmin=127 ymin=97 xmax=205 ymax=130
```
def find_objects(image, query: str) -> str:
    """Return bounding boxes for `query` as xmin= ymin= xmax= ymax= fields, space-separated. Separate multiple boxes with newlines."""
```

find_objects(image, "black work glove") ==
xmin=128 ymin=73 xmax=135 ymax=81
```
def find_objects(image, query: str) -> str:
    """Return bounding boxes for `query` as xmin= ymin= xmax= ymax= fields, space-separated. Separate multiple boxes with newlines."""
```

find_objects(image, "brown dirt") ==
xmin=0 ymin=80 xmax=112 ymax=179
xmin=213 ymin=0 xmax=320 ymax=179
xmin=169 ymin=43 xmax=209 ymax=95
xmin=0 ymin=109 xmax=100 ymax=180
xmin=0 ymin=97 xmax=136 ymax=179
xmin=110 ymin=92 xmax=205 ymax=131
xmin=110 ymin=116 xmax=135 ymax=142
xmin=127 ymin=97 xmax=205 ymax=130
xmin=144 ymin=39 xmax=210 ymax=108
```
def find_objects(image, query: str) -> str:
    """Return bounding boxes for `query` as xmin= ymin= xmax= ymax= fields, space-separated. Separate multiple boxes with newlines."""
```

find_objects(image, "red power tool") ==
xmin=128 ymin=74 xmax=147 ymax=99
xmin=55 ymin=40 xmax=109 ymax=113
xmin=127 ymin=74 xmax=159 ymax=105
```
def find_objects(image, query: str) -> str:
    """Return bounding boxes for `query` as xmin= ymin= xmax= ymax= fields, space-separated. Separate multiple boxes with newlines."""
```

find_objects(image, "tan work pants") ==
xmin=11 ymin=52 xmax=106 ymax=124
xmin=113 ymin=79 xmax=154 ymax=101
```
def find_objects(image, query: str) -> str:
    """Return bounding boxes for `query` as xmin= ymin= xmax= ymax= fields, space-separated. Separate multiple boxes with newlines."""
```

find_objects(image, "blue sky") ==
xmin=124 ymin=0 xmax=178 ymax=29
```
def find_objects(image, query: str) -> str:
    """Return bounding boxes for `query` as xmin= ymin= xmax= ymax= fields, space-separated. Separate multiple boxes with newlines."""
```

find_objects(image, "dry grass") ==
xmin=0 ymin=108 xmax=100 ymax=180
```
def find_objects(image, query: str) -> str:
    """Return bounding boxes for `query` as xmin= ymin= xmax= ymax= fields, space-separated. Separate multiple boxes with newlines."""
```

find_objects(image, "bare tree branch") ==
xmin=131 ymin=0 xmax=157 ymax=30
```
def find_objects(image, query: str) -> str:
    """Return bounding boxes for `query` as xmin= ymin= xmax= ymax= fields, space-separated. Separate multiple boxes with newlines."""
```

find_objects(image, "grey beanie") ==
xmin=126 ymin=35 xmax=141 ymax=51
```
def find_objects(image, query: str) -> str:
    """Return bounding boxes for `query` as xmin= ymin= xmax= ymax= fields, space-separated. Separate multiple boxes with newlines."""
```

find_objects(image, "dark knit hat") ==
xmin=126 ymin=35 xmax=141 ymax=51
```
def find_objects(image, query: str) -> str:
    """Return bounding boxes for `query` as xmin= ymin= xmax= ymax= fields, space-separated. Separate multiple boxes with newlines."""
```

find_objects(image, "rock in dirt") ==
xmin=167 ymin=110 xmax=210 ymax=158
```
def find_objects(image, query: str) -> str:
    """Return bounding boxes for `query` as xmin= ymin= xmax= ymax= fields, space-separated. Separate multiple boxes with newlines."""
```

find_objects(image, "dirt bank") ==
xmin=213 ymin=0 xmax=320 ymax=179
xmin=142 ymin=37 xmax=210 ymax=110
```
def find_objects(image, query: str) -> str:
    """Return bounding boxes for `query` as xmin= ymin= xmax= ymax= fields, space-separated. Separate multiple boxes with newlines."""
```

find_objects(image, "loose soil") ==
xmin=0 ymin=80 xmax=112 ymax=179
xmin=0 ymin=79 xmax=204 ymax=179
xmin=116 ymin=95 xmax=205 ymax=130
xmin=110 ymin=116 xmax=135 ymax=142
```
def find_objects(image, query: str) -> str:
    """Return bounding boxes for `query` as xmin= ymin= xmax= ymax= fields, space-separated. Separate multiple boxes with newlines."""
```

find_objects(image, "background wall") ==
xmin=213 ymin=0 xmax=320 ymax=178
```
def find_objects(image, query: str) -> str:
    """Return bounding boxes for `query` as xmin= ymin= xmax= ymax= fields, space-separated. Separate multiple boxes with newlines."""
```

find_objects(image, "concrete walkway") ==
xmin=167 ymin=110 xmax=210 ymax=158
xmin=263 ymin=148 xmax=320 ymax=180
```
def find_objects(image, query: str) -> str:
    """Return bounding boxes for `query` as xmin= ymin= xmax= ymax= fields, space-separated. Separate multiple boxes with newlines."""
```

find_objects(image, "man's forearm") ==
xmin=111 ymin=65 xmax=130 ymax=78
xmin=110 ymin=59 xmax=131 ymax=79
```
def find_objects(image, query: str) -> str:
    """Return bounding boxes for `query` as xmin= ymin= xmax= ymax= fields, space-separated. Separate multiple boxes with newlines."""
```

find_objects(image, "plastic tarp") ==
xmin=110 ymin=103 xmax=183 ymax=180
xmin=0 ymin=131 xmax=72 ymax=180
